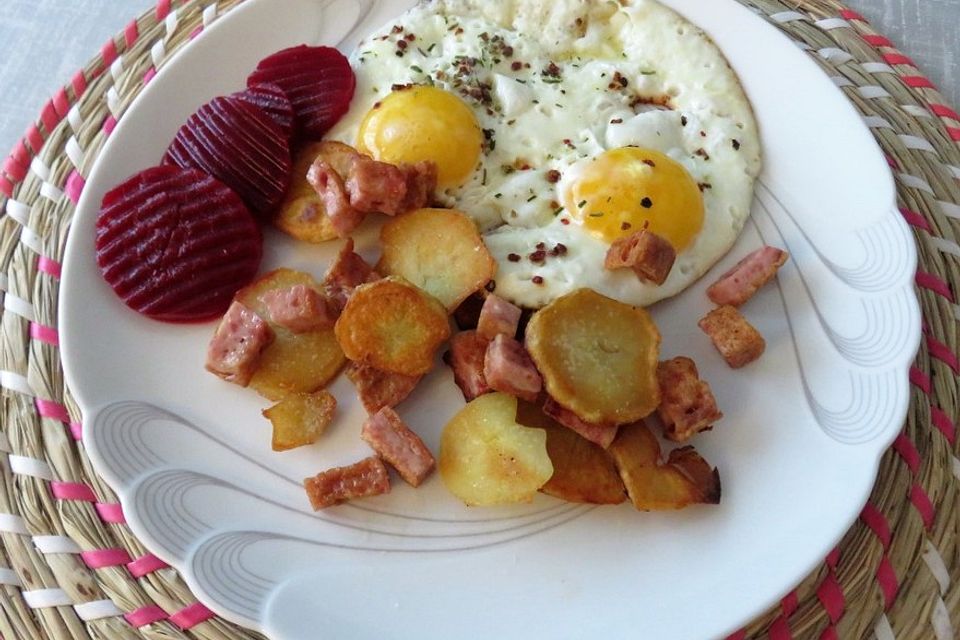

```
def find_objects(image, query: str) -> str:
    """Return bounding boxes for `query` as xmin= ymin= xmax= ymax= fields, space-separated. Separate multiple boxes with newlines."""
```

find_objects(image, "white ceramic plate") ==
xmin=60 ymin=1 xmax=921 ymax=638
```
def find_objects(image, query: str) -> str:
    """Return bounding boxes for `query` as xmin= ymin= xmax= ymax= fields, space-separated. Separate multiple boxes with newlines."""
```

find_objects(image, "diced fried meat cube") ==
xmin=304 ymin=457 xmax=391 ymax=510
xmin=443 ymin=331 xmax=491 ymax=401
xmin=345 ymin=156 xmax=408 ymax=215
xmin=346 ymin=362 xmax=421 ymax=414
xmin=361 ymin=407 xmax=435 ymax=487
xmin=483 ymin=335 xmax=542 ymax=402
xmin=259 ymin=284 xmax=337 ymax=333
xmin=656 ymin=357 xmax=723 ymax=442
xmin=604 ymin=229 xmax=677 ymax=285
xmin=399 ymin=161 xmax=438 ymax=211
xmin=323 ymin=239 xmax=381 ymax=311
xmin=698 ymin=305 xmax=766 ymax=368
xmin=476 ymin=294 xmax=522 ymax=340
xmin=306 ymin=158 xmax=366 ymax=237
xmin=707 ymin=246 xmax=789 ymax=307
xmin=543 ymin=397 xmax=619 ymax=449
xmin=205 ymin=301 xmax=274 ymax=386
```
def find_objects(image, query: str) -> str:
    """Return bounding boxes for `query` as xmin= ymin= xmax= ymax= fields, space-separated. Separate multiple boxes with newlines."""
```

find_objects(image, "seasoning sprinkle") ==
xmin=621 ymin=222 xmax=632 ymax=231
xmin=508 ymin=253 xmax=521 ymax=262
xmin=532 ymin=276 xmax=544 ymax=285
xmin=732 ymin=139 xmax=741 ymax=150
xmin=546 ymin=169 xmax=561 ymax=183
xmin=577 ymin=200 xmax=587 ymax=208
xmin=641 ymin=197 xmax=653 ymax=208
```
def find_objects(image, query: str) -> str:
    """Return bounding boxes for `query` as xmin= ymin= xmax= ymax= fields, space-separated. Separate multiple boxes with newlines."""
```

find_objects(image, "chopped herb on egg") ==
xmin=577 ymin=200 xmax=587 ymax=208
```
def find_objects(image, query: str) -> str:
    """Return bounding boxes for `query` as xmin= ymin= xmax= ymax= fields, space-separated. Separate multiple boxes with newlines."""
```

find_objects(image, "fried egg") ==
xmin=327 ymin=0 xmax=762 ymax=308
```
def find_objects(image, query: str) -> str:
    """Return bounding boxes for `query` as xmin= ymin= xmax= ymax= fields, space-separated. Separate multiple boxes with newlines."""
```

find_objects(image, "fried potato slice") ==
xmin=274 ymin=141 xmax=359 ymax=243
xmin=334 ymin=276 xmax=451 ymax=376
xmin=378 ymin=208 xmax=496 ymax=310
xmin=525 ymin=288 xmax=661 ymax=425
xmin=263 ymin=390 xmax=337 ymax=451
xmin=439 ymin=393 xmax=553 ymax=506
xmin=516 ymin=401 xmax=625 ymax=505
xmin=608 ymin=421 xmax=721 ymax=511
xmin=236 ymin=268 xmax=347 ymax=400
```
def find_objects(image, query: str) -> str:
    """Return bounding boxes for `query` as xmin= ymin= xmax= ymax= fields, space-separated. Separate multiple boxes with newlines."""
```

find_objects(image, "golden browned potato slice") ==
xmin=263 ymin=390 xmax=337 ymax=451
xmin=526 ymin=288 xmax=661 ymax=425
xmin=516 ymin=401 xmax=625 ymax=505
xmin=274 ymin=141 xmax=359 ymax=243
xmin=608 ymin=421 xmax=720 ymax=511
xmin=378 ymin=208 xmax=496 ymax=310
xmin=334 ymin=276 xmax=451 ymax=376
xmin=439 ymin=393 xmax=553 ymax=506
xmin=236 ymin=269 xmax=347 ymax=400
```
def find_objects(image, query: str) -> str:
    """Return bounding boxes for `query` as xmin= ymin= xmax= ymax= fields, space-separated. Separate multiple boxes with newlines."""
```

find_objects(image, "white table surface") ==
xmin=0 ymin=0 xmax=957 ymax=160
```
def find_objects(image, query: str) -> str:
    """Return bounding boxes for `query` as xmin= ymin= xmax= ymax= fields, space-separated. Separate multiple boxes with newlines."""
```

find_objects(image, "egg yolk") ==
xmin=564 ymin=147 xmax=705 ymax=251
xmin=357 ymin=86 xmax=483 ymax=188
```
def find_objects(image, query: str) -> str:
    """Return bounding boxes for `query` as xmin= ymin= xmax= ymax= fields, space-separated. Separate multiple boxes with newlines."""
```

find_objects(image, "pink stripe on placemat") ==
xmin=909 ymin=366 xmax=932 ymax=394
xmin=72 ymin=70 xmax=88 ymax=97
xmin=926 ymin=336 xmax=960 ymax=373
xmin=81 ymin=547 xmax=133 ymax=569
xmin=724 ymin=631 xmax=746 ymax=640
xmin=863 ymin=34 xmax=893 ymax=47
xmin=882 ymin=53 xmax=915 ymax=67
xmin=0 ymin=175 xmax=13 ymax=198
xmin=931 ymin=406 xmax=956 ymax=444
xmin=892 ymin=433 xmax=921 ymax=474
xmin=820 ymin=627 xmax=839 ymax=640
xmin=156 ymin=0 xmax=172 ymax=20
xmin=169 ymin=602 xmax=214 ymax=630
xmin=29 ymin=322 xmax=60 ymax=347
xmin=861 ymin=503 xmax=892 ymax=549
xmin=930 ymin=104 xmax=960 ymax=121
xmin=189 ymin=25 xmax=204 ymax=40
xmin=899 ymin=207 xmax=931 ymax=231
xmin=70 ymin=422 xmax=83 ymax=440
xmin=816 ymin=574 xmax=845 ymax=623
xmin=53 ymin=88 xmax=70 ymax=119
xmin=768 ymin=616 xmax=792 ymax=640
xmin=51 ymin=481 xmax=97 ymax=502
xmin=35 ymin=398 xmax=70 ymax=422
xmin=12 ymin=139 xmax=30 ymax=169
xmin=946 ymin=126 xmax=960 ymax=142
xmin=3 ymin=155 xmax=28 ymax=182
xmin=65 ymin=170 xmax=85 ymax=204
xmin=143 ymin=67 xmax=157 ymax=85
xmin=902 ymin=75 xmax=936 ymax=90
xmin=95 ymin=502 xmax=125 ymax=524
xmin=127 ymin=553 xmax=169 ymax=578
xmin=103 ymin=115 xmax=118 ymax=136
xmin=37 ymin=255 xmax=62 ymax=278
xmin=125 ymin=19 xmax=140 ymax=48
xmin=915 ymin=271 xmax=954 ymax=301
xmin=825 ymin=547 xmax=841 ymax=569
xmin=25 ymin=123 xmax=44 ymax=153
xmin=781 ymin=591 xmax=799 ymax=616
xmin=125 ymin=605 xmax=168 ymax=627
xmin=839 ymin=9 xmax=865 ymax=21
xmin=40 ymin=100 xmax=60 ymax=132
xmin=876 ymin=556 xmax=899 ymax=609
xmin=101 ymin=39 xmax=119 ymax=68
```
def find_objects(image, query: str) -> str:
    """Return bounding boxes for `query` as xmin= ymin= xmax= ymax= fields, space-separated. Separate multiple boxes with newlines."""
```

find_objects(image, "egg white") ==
xmin=327 ymin=0 xmax=762 ymax=308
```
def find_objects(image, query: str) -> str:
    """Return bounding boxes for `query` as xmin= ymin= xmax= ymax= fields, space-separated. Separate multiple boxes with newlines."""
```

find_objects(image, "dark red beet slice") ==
xmin=247 ymin=45 xmax=355 ymax=140
xmin=96 ymin=165 xmax=262 ymax=323
xmin=233 ymin=83 xmax=295 ymax=141
xmin=164 ymin=95 xmax=291 ymax=217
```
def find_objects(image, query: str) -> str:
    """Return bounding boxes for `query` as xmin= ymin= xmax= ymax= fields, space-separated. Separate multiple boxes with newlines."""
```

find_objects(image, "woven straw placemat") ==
xmin=0 ymin=0 xmax=957 ymax=638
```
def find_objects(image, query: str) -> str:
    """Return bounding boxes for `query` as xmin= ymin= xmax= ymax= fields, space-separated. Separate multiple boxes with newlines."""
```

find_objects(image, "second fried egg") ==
xmin=327 ymin=0 xmax=762 ymax=308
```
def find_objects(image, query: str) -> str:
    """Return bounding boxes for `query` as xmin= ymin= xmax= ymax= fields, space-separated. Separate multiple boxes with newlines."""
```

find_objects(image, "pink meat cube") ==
xmin=543 ymin=397 xmax=619 ymax=449
xmin=260 ymin=284 xmax=337 ymax=333
xmin=304 ymin=457 xmax=391 ymax=510
xmin=483 ymin=335 xmax=542 ymax=402
xmin=707 ymin=246 xmax=789 ymax=307
xmin=205 ymin=301 xmax=274 ymax=386
xmin=361 ymin=407 xmax=435 ymax=487
xmin=476 ymin=294 xmax=522 ymax=341
xmin=444 ymin=331 xmax=491 ymax=401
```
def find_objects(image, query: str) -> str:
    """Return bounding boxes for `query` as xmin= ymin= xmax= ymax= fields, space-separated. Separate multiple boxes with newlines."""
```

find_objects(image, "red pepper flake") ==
xmin=455 ymin=27 xmax=464 ymax=35
xmin=391 ymin=25 xmax=404 ymax=34
xmin=511 ymin=61 xmax=524 ymax=71
xmin=642 ymin=159 xmax=656 ymax=167
xmin=695 ymin=148 xmax=711 ymax=160
xmin=373 ymin=101 xmax=382 ymax=109
xmin=545 ymin=169 xmax=561 ymax=183
xmin=549 ymin=243 xmax=568 ymax=256
xmin=621 ymin=222 xmax=632 ymax=231
xmin=610 ymin=118 xmax=623 ymax=124
xmin=529 ymin=250 xmax=547 ymax=263
xmin=641 ymin=197 xmax=653 ymax=208
xmin=560 ymin=218 xmax=570 ymax=225
xmin=405 ymin=33 xmax=416 ymax=41
xmin=507 ymin=253 xmax=521 ymax=262
xmin=698 ymin=182 xmax=713 ymax=192
xmin=732 ymin=139 xmax=741 ymax=150
xmin=699 ymin=130 xmax=706 ymax=137
xmin=681 ymin=115 xmax=688 ymax=126
xmin=397 ymin=40 xmax=408 ymax=50
xmin=562 ymin=138 xmax=575 ymax=149
xmin=535 ymin=242 xmax=546 ymax=250
xmin=532 ymin=276 xmax=544 ymax=285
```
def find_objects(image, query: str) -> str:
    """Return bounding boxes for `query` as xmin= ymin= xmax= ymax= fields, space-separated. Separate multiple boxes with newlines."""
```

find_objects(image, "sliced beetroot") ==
xmin=164 ymin=95 xmax=291 ymax=216
xmin=247 ymin=45 xmax=355 ymax=140
xmin=96 ymin=165 xmax=262 ymax=323
xmin=234 ymin=83 xmax=295 ymax=141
